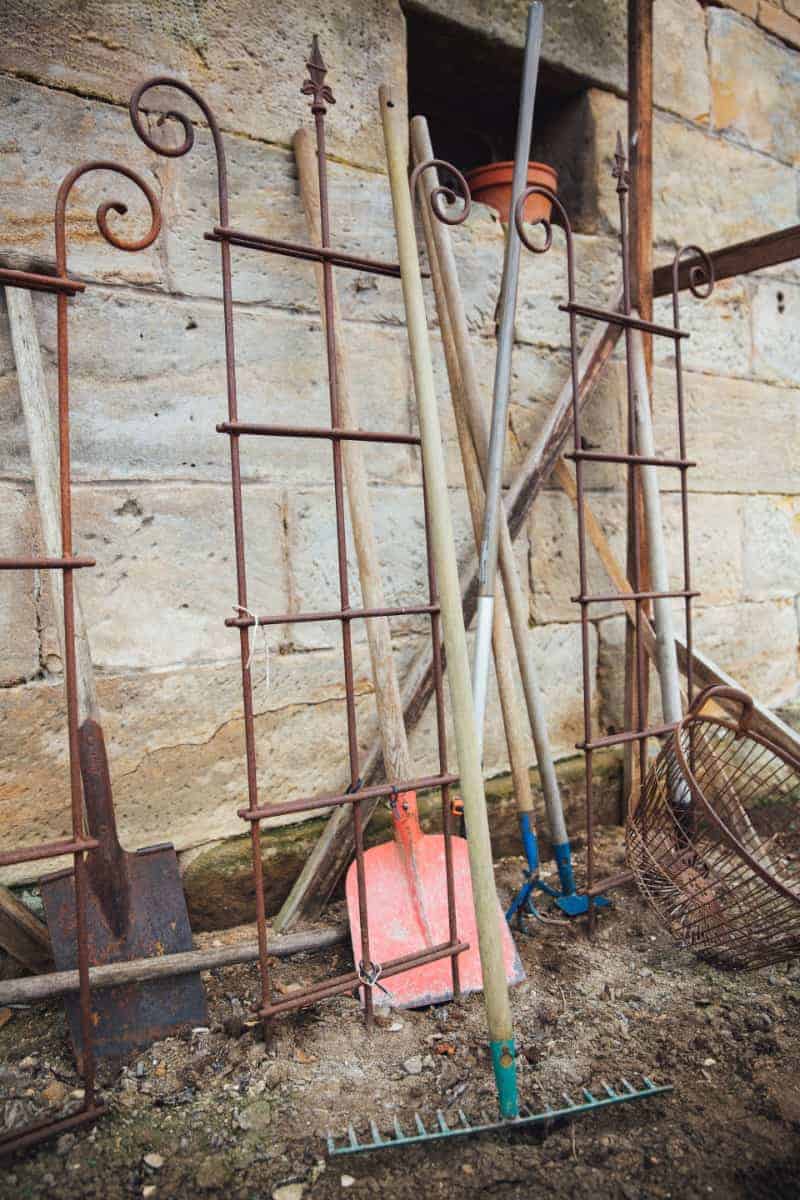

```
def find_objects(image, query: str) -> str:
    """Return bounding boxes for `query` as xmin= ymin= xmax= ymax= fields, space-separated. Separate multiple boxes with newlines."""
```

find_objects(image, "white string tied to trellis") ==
xmin=233 ymin=604 xmax=270 ymax=695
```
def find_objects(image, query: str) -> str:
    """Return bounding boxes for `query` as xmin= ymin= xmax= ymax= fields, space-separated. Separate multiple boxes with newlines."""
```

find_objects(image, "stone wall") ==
xmin=0 ymin=0 xmax=798 ymax=892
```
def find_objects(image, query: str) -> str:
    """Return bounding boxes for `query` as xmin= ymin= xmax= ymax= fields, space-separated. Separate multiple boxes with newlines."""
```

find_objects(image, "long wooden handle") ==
xmin=292 ymin=127 xmax=412 ymax=785
xmin=412 ymin=135 xmax=534 ymax=820
xmin=5 ymin=285 xmax=97 ymax=723
xmin=410 ymin=117 xmax=566 ymax=842
xmin=381 ymin=88 xmax=516 ymax=1089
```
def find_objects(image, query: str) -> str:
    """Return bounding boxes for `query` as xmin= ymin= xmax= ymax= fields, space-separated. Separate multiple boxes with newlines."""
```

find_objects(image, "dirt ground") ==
xmin=2 ymin=826 xmax=799 ymax=1199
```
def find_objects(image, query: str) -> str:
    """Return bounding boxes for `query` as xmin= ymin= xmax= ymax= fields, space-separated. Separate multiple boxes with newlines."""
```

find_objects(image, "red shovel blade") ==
xmin=346 ymin=817 xmax=524 ymax=1009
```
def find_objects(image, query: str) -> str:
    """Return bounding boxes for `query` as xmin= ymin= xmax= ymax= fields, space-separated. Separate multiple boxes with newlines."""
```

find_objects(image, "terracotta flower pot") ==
xmin=464 ymin=161 xmax=558 ymax=225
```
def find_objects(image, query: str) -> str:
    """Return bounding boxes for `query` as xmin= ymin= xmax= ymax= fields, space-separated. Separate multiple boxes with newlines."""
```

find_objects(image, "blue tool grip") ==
xmin=553 ymin=841 xmax=576 ymax=897
xmin=490 ymin=1039 xmax=519 ymax=1119
xmin=519 ymin=812 xmax=539 ymax=875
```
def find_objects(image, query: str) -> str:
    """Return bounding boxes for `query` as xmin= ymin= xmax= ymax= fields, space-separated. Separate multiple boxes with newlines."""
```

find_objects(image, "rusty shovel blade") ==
xmin=41 ymin=719 xmax=207 ymax=1063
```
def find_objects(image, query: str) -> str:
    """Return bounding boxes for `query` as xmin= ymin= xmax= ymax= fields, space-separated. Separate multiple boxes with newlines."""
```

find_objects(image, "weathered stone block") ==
xmin=652 ymin=369 xmax=800 ymax=494
xmin=515 ymin=234 xmax=619 ymax=350
xmin=0 ymin=289 xmax=417 ymax=487
xmin=693 ymin=599 xmax=799 ymax=703
xmin=285 ymin=483 xmax=475 ymax=650
xmin=751 ymin=277 xmax=800 ymax=386
xmin=0 ymin=0 xmax=406 ymax=172
xmin=0 ymin=643 xmax=387 ymax=884
xmin=742 ymin=494 xmax=800 ymax=600
xmin=653 ymin=277 xmax=752 ymax=379
xmin=758 ymin=1 xmax=800 ymax=50
xmin=709 ymin=8 xmax=800 ymax=163
xmin=0 ymin=483 xmax=39 ymax=686
xmin=586 ymin=88 xmax=797 ymax=246
xmin=34 ymin=483 xmax=288 ymax=672
xmin=654 ymin=0 xmax=711 ymax=124
xmin=0 ymin=77 xmax=163 ymax=284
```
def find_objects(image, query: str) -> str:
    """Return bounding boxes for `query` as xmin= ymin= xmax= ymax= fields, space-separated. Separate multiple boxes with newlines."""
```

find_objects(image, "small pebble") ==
xmin=142 ymin=1188 xmax=157 ymax=1199
xmin=56 ymin=1133 xmax=75 ymax=1156
xmin=402 ymin=1055 xmax=423 ymax=1075
xmin=341 ymin=1176 xmax=355 ymax=1189
xmin=272 ymin=1184 xmax=305 ymax=1200
xmin=144 ymin=1152 xmax=164 ymax=1170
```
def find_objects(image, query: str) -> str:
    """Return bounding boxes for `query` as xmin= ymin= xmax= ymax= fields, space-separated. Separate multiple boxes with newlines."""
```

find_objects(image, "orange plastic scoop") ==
xmin=345 ymin=791 xmax=524 ymax=1008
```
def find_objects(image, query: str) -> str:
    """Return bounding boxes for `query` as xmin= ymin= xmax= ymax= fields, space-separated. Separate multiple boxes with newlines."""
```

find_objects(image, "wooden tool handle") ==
xmin=381 ymin=86 xmax=516 ymax=1095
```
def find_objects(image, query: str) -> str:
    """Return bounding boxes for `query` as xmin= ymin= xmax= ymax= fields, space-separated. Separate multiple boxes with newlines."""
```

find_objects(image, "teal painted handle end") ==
xmin=490 ymin=1039 xmax=519 ymax=1119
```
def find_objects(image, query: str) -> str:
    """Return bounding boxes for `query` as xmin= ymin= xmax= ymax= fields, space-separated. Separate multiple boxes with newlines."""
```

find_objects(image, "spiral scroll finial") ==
xmin=129 ymin=76 xmax=230 ymax=225
xmin=514 ymin=186 xmax=577 ymax=304
xmin=54 ymin=161 xmax=161 ymax=277
xmin=409 ymin=158 xmax=472 ymax=227
xmin=672 ymin=244 xmax=714 ymax=302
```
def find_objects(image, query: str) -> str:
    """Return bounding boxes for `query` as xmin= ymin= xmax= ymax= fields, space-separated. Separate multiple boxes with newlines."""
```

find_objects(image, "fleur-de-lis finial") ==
xmin=301 ymin=35 xmax=336 ymax=113
xmin=612 ymin=130 xmax=629 ymax=193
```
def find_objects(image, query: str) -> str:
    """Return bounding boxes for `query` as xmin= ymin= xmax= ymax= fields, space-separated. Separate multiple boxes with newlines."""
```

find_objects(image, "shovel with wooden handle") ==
xmin=293 ymin=122 xmax=522 ymax=1009
xmin=41 ymin=719 xmax=207 ymax=1063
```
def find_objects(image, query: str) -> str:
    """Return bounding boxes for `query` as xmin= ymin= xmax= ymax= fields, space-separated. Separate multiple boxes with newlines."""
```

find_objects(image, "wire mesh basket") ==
xmin=627 ymin=686 xmax=800 ymax=969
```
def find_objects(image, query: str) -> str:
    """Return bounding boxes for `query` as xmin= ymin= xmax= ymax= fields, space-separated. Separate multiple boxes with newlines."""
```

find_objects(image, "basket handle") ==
xmin=686 ymin=684 xmax=755 ymax=733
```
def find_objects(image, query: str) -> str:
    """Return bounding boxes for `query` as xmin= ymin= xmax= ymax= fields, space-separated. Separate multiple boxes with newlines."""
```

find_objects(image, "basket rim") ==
xmin=671 ymin=710 xmax=800 ymax=907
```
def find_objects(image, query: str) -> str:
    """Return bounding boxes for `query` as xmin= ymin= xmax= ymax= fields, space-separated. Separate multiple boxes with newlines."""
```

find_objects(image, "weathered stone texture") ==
xmin=586 ymin=88 xmax=798 ymax=247
xmin=742 ymin=495 xmax=800 ymax=599
xmin=0 ymin=0 xmax=406 ymax=172
xmin=654 ymin=0 xmax=711 ymax=124
xmin=751 ymin=277 xmax=800 ymax=386
xmin=652 ymin=369 xmax=800 ymax=493
xmin=0 ymin=290 xmax=417 ymax=487
xmin=0 ymin=77 xmax=164 ymax=282
xmin=709 ymin=8 xmax=800 ymax=162
xmin=653 ymin=277 xmax=751 ymax=379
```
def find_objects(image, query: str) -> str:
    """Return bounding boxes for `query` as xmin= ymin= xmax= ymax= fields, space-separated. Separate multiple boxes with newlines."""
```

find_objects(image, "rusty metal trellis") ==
xmin=513 ymin=135 xmax=714 ymax=932
xmin=0 ymin=164 xmax=161 ymax=1156
xmin=130 ymin=40 xmax=468 ymax=1032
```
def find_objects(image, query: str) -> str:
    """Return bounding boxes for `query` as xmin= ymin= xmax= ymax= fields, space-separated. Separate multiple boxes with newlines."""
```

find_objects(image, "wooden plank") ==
xmin=0 ymin=922 xmax=346 ymax=1006
xmin=0 ymin=888 xmax=52 ymax=974
xmin=653 ymin=224 xmax=800 ymax=298
xmin=274 ymin=310 xmax=623 ymax=929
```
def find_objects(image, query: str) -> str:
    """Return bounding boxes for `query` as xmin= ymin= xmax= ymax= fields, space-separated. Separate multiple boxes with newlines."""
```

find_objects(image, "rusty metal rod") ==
xmin=0 ymin=266 xmax=85 ymax=296
xmin=225 ymin=603 xmax=437 ymax=628
xmin=207 ymin=226 xmax=402 ymax=278
xmin=239 ymin=771 xmax=458 ymax=822
xmin=0 ymin=556 xmax=95 ymax=570
xmin=558 ymin=301 xmax=688 ymax=339
xmin=217 ymin=420 xmax=420 ymax=446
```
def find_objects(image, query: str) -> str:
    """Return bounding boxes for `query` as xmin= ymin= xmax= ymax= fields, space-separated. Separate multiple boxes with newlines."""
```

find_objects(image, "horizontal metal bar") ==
xmin=0 ymin=1103 xmax=104 ymax=1157
xmin=239 ymin=771 xmax=457 ymax=822
xmin=217 ymin=420 xmax=420 ymax=446
xmin=0 ymin=266 xmax=85 ymax=297
xmin=566 ymin=450 xmax=694 ymax=469
xmin=578 ymin=722 xmax=677 ymax=751
xmin=226 ymin=603 xmax=439 ymax=629
xmin=559 ymin=302 xmax=689 ymax=340
xmin=0 ymin=555 xmax=95 ymax=571
xmin=573 ymin=589 xmax=699 ymax=605
xmin=653 ymin=224 xmax=800 ymax=297
xmin=207 ymin=226 xmax=403 ymax=278
xmin=0 ymin=837 xmax=100 ymax=868
xmin=261 ymin=939 xmax=469 ymax=1018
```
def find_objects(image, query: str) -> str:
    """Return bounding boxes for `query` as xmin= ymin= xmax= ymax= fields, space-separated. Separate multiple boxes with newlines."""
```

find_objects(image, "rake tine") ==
xmin=621 ymin=1079 xmax=635 ymax=1095
xmin=369 ymin=1120 xmax=383 ymax=1146
xmin=436 ymin=1110 xmax=449 ymax=1133
xmin=414 ymin=1112 xmax=427 ymax=1136
xmin=642 ymin=1077 xmax=656 ymax=1091
xmin=562 ymin=1093 xmax=575 ymax=1108
xmin=347 ymin=1124 xmax=359 ymax=1150
xmin=326 ymin=1133 xmax=336 ymax=1155
xmin=582 ymin=1088 xmax=595 ymax=1103
xmin=457 ymin=1109 xmax=471 ymax=1129
xmin=602 ymin=1080 xmax=616 ymax=1098
xmin=393 ymin=1116 xmax=405 ymax=1141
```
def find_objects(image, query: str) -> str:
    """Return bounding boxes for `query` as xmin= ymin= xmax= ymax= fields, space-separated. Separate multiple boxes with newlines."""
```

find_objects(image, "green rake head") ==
xmin=327 ymin=1076 xmax=672 ymax=1156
